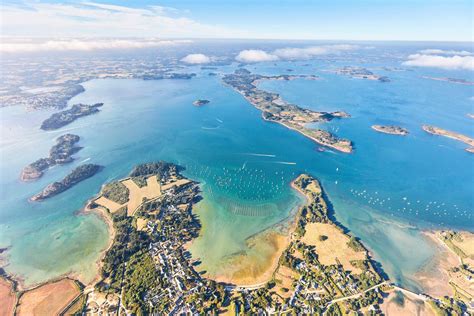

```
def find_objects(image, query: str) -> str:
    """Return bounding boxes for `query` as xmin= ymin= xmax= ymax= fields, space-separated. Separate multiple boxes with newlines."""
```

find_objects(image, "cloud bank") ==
xmin=418 ymin=49 xmax=472 ymax=56
xmin=403 ymin=54 xmax=474 ymax=71
xmin=1 ymin=2 xmax=244 ymax=38
xmin=181 ymin=53 xmax=211 ymax=64
xmin=235 ymin=50 xmax=279 ymax=63
xmin=235 ymin=44 xmax=359 ymax=63
xmin=0 ymin=39 xmax=192 ymax=53
xmin=273 ymin=44 xmax=359 ymax=60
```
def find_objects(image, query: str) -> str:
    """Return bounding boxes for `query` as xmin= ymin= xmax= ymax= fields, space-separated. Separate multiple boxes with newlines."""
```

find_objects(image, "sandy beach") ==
xmin=81 ymin=202 xmax=117 ymax=288
xmin=413 ymin=231 xmax=459 ymax=298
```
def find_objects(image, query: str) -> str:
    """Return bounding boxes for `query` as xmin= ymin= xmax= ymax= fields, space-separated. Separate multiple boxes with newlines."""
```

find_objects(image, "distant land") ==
xmin=422 ymin=125 xmax=474 ymax=153
xmin=372 ymin=125 xmax=409 ymax=136
xmin=223 ymin=69 xmax=353 ymax=153
xmin=30 ymin=164 xmax=102 ymax=201
xmin=21 ymin=134 xmax=82 ymax=181
xmin=332 ymin=67 xmax=390 ymax=82
xmin=421 ymin=76 xmax=474 ymax=86
xmin=40 ymin=103 xmax=103 ymax=130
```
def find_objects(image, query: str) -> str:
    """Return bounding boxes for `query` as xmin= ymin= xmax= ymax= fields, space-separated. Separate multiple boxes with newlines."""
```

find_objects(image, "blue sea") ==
xmin=0 ymin=41 xmax=472 ymax=291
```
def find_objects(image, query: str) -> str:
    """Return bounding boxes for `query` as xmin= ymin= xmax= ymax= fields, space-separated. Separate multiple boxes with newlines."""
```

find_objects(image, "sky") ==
xmin=1 ymin=0 xmax=473 ymax=41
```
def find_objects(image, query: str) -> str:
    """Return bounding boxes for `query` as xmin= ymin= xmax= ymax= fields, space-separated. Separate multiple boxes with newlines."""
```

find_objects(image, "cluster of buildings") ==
xmin=0 ymin=57 xmax=195 ymax=109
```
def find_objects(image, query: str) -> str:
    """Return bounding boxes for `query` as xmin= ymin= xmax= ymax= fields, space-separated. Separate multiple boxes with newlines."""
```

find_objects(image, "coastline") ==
xmin=189 ymin=178 xmax=307 ymax=287
xmin=265 ymin=114 xmax=353 ymax=153
xmin=222 ymin=71 xmax=353 ymax=153
xmin=414 ymin=231 xmax=459 ymax=298
xmin=80 ymin=200 xmax=116 ymax=288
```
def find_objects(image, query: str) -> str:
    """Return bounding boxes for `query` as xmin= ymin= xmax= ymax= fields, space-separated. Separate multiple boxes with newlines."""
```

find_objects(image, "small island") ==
xmin=422 ymin=125 xmax=474 ymax=153
xmin=31 ymin=164 xmax=102 ymax=201
xmin=422 ymin=76 xmax=474 ymax=86
xmin=223 ymin=69 xmax=353 ymax=153
xmin=333 ymin=67 xmax=390 ymax=82
xmin=193 ymin=99 xmax=210 ymax=106
xmin=21 ymin=134 xmax=82 ymax=181
xmin=40 ymin=103 xmax=104 ymax=130
xmin=371 ymin=125 xmax=409 ymax=136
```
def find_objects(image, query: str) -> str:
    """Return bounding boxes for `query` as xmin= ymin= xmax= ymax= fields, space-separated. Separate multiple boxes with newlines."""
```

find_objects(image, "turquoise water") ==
xmin=0 ymin=44 xmax=473 ymax=291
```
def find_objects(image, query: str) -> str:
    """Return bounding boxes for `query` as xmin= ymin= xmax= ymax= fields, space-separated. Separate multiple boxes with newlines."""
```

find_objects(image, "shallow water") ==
xmin=0 ymin=43 xmax=473 ymax=291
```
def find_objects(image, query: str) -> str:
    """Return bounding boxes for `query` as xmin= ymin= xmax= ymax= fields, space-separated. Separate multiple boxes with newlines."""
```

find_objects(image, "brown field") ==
xmin=121 ymin=175 xmax=165 ymax=216
xmin=136 ymin=217 xmax=148 ymax=231
xmin=380 ymin=291 xmax=435 ymax=316
xmin=16 ymin=278 xmax=81 ymax=316
xmin=94 ymin=196 xmax=124 ymax=213
xmin=0 ymin=277 xmax=16 ymax=316
xmin=273 ymin=265 xmax=297 ymax=298
xmin=301 ymin=223 xmax=366 ymax=274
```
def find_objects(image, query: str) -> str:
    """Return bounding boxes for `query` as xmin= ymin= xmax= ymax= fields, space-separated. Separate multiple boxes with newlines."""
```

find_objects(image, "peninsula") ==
xmin=422 ymin=125 xmax=474 ymax=153
xmin=371 ymin=125 xmax=409 ymax=136
xmin=223 ymin=69 xmax=353 ymax=153
xmin=40 ymin=103 xmax=103 ymax=130
xmin=2 ymin=162 xmax=471 ymax=315
xmin=193 ymin=99 xmax=210 ymax=106
xmin=20 ymin=134 xmax=82 ymax=181
xmin=31 ymin=164 xmax=102 ymax=201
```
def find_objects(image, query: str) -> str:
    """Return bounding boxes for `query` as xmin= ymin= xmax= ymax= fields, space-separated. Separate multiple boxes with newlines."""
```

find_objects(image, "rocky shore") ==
xmin=21 ymin=134 xmax=82 ymax=181
xmin=371 ymin=125 xmax=409 ymax=136
xmin=40 ymin=103 xmax=103 ymax=130
xmin=223 ymin=69 xmax=353 ymax=153
xmin=31 ymin=164 xmax=102 ymax=201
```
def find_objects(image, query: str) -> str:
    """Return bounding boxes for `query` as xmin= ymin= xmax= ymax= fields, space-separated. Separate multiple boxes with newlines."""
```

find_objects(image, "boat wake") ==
xmin=241 ymin=153 xmax=277 ymax=157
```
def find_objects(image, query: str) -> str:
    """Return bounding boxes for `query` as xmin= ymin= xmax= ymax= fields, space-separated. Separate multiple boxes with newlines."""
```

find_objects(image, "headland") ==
xmin=2 ymin=162 xmax=472 ymax=315
xmin=222 ymin=69 xmax=353 ymax=153
xmin=422 ymin=125 xmax=474 ymax=153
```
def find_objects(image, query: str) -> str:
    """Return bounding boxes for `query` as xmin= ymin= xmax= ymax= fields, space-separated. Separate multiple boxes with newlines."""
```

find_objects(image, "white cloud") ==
xmin=0 ymin=38 xmax=192 ymax=53
xmin=181 ymin=53 xmax=211 ymax=64
xmin=403 ymin=54 xmax=474 ymax=71
xmin=0 ymin=2 xmax=246 ymax=38
xmin=273 ymin=44 xmax=359 ymax=60
xmin=235 ymin=50 xmax=279 ymax=63
xmin=235 ymin=45 xmax=359 ymax=63
xmin=418 ymin=49 xmax=472 ymax=56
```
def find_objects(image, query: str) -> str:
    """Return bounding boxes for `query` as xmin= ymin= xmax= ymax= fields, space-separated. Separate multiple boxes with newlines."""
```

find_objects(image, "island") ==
xmin=30 ymin=164 xmax=102 ymax=201
xmin=371 ymin=125 xmax=409 ymax=136
xmin=40 ymin=103 xmax=104 ymax=130
xmin=223 ymin=69 xmax=353 ymax=153
xmin=20 ymin=134 xmax=82 ymax=181
xmin=333 ymin=67 xmax=390 ymax=82
xmin=422 ymin=76 xmax=474 ymax=86
xmin=422 ymin=125 xmax=474 ymax=153
xmin=193 ymin=99 xmax=210 ymax=106
xmin=2 ymin=162 xmax=472 ymax=315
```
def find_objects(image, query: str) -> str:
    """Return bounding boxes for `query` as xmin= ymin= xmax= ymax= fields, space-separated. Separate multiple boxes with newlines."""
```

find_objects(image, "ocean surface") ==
xmin=0 ymin=42 xmax=472 ymax=291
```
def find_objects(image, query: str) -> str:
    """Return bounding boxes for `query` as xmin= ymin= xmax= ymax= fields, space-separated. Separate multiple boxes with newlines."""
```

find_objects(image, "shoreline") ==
xmin=80 ymin=200 xmax=117 ymax=289
xmin=188 ymin=179 xmax=307 ymax=288
xmin=222 ymin=71 xmax=353 ymax=153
